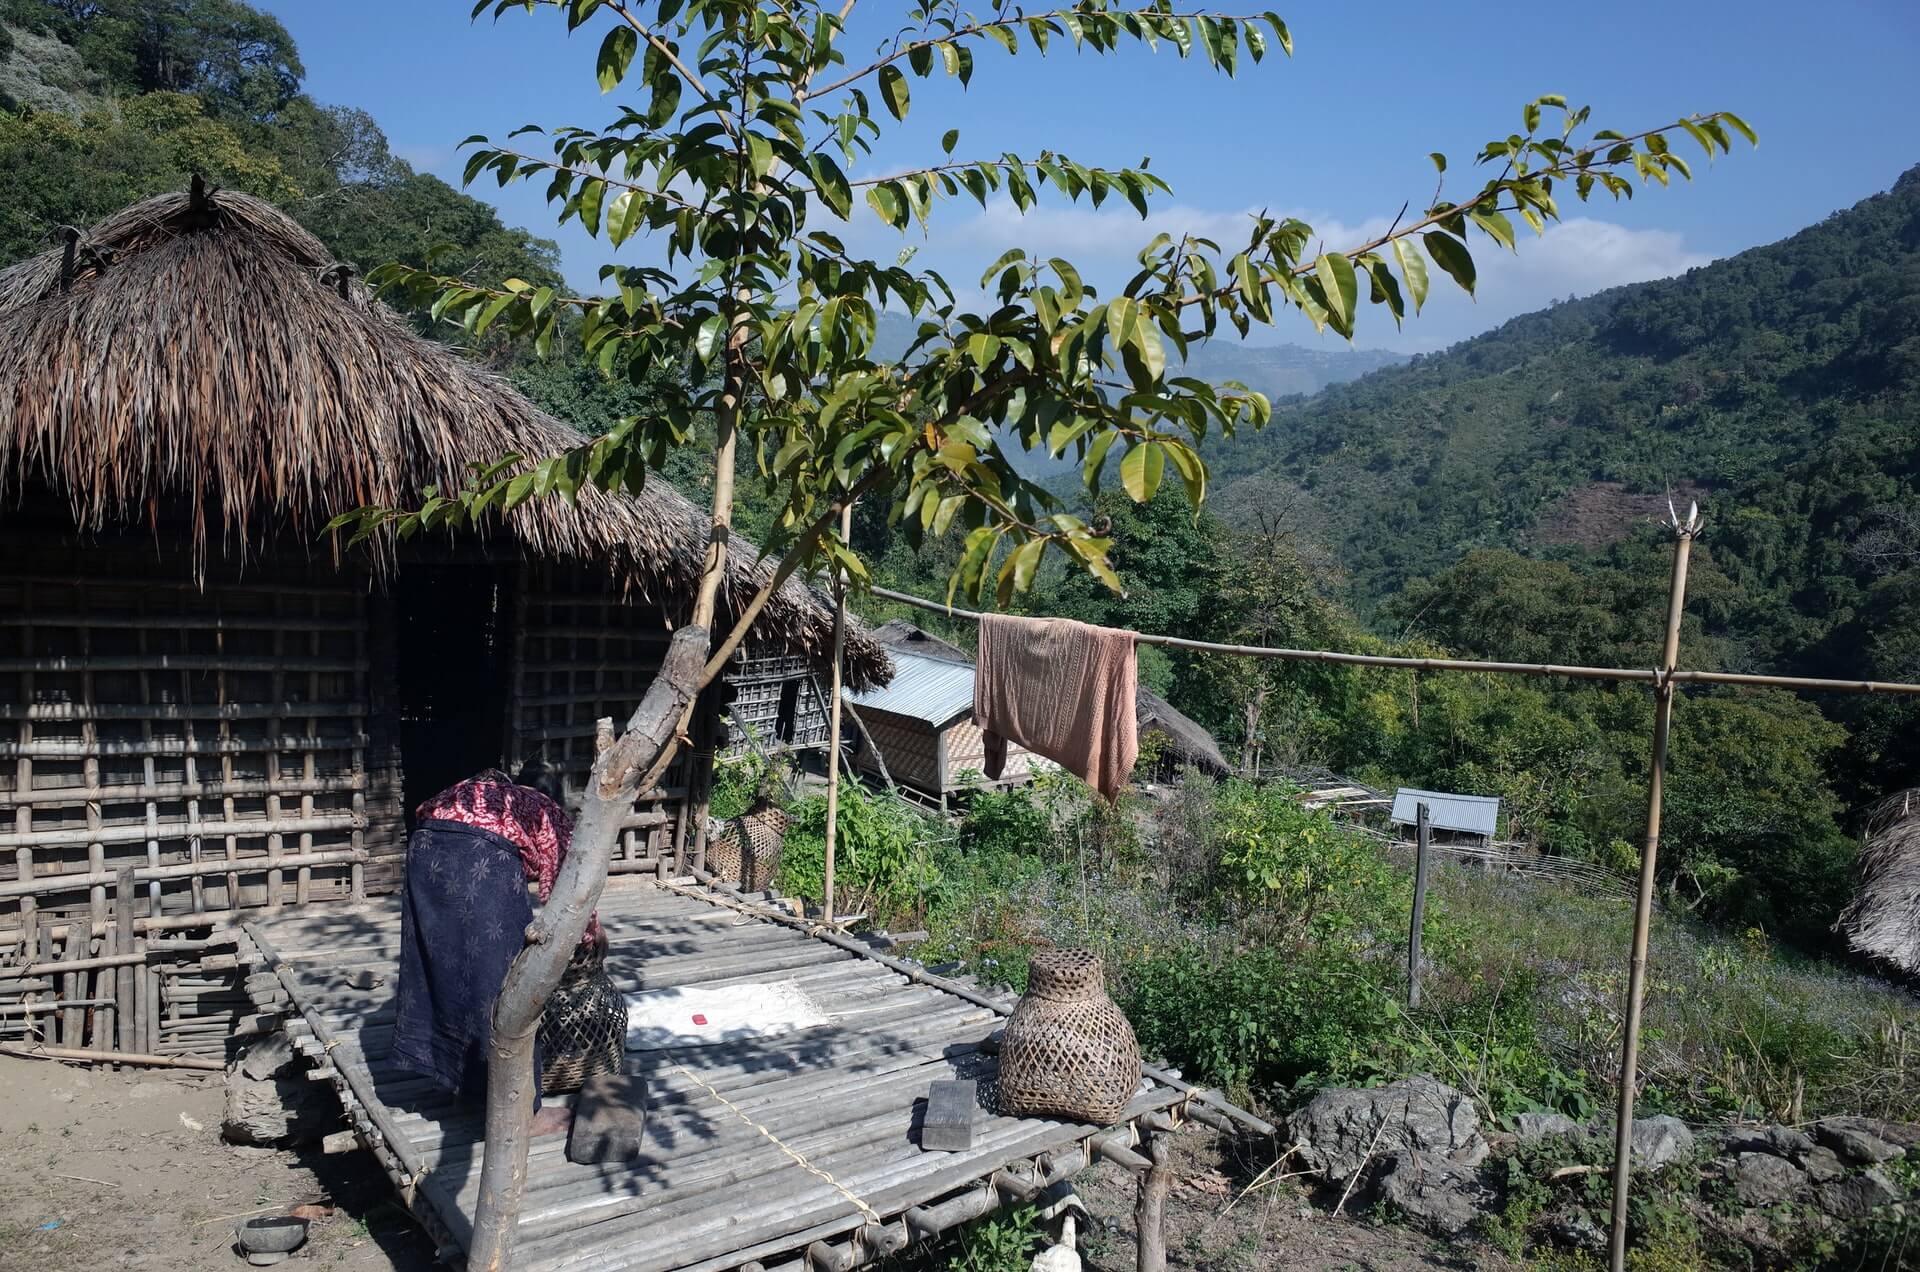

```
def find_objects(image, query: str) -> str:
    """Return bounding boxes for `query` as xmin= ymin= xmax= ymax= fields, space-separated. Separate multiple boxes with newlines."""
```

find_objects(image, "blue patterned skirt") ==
xmin=391 ymin=819 xmax=536 ymax=1101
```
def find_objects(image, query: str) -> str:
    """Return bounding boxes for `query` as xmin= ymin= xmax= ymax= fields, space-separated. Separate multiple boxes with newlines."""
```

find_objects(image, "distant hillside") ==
xmin=1210 ymin=166 xmax=1920 ymax=627
xmin=871 ymin=311 xmax=1402 ymax=478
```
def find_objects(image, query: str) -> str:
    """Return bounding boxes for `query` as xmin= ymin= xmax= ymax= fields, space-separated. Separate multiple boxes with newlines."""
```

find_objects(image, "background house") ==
xmin=1389 ymin=787 xmax=1502 ymax=847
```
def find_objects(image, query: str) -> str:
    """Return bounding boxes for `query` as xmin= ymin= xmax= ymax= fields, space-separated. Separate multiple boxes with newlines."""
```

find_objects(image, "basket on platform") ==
xmin=997 ymin=948 xmax=1141 ymax=1124
xmin=707 ymin=800 xmax=791 ymax=891
xmin=538 ymin=935 xmax=626 ymax=1095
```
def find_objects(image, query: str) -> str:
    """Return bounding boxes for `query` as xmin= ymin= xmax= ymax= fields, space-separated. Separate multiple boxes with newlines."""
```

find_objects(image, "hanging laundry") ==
xmin=974 ymin=613 xmax=1138 ymax=801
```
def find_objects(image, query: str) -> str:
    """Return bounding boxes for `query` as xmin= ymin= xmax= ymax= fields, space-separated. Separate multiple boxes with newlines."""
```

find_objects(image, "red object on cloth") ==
xmin=691 ymin=1013 xmax=708 ymax=1026
xmin=974 ymin=613 xmax=1138 ymax=802
xmin=416 ymin=769 xmax=601 ymax=945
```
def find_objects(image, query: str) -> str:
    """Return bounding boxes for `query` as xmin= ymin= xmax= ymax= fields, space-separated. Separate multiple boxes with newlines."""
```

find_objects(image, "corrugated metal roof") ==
xmin=847 ymin=649 xmax=976 ymax=727
xmin=1390 ymin=787 xmax=1501 ymax=837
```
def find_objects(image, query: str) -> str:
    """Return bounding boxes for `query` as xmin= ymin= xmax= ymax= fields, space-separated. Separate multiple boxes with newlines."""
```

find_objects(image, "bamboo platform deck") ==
xmin=242 ymin=879 xmax=1235 ymax=1272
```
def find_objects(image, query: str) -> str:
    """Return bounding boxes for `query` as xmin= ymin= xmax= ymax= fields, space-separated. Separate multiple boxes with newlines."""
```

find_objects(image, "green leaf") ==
xmin=1314 ymin=251 xmax=1357 ymax=332
xmin=596 ymin=25 xmax=637 ymax=92
xmin=941 ymin=128 xmax=959 ymax=155
xmin=878 ymin=64 xmax=910 ymax=120
xmin=1429 ymin=151 xmax=1447 ymax=174
xmin=1468 ymin=207 xmax=1517 ymax=252
xmin=1391 ymin=238 xmax=1429 ymax=315
xmin=1120 ymin=441 xmax=1164 ymax=502
xmin=1718 ymin=111 xmax=1758 ymax=146
xmin=607 ymin=190 xmax=642 ymax=245
xmin=1423 ymin=231 xmax=1476 ymax=296
xmin=811 ymin=153 xmax=852 ymax=218
xmin=979 ymin=247 xmax=1026 ymax=289
xmin=576 ymin=177 xmax=607 ymax=236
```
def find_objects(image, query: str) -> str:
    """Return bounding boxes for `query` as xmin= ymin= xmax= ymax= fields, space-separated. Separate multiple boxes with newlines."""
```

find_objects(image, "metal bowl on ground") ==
xmin=235 ymin=1215 xmax=310 ymax=1265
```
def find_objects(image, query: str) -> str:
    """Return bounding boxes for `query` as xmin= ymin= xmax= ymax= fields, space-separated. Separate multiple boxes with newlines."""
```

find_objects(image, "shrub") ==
xmin=958 ymin=783 xmax=1052 ymax=858
xmin=1209 ymin=779 xmax=1409 ymax=946
xmin=776 ymin=778 xmax=935 ymax=917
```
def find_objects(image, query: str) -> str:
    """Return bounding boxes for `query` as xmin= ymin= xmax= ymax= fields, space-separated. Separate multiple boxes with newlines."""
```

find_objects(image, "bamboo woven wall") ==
xmin=851 ymin=708 xmax=942 ymax=794
xmin=0 ymin=534 xmax=402 ymax=1055
xmin=508 ymin=563 xmax=691 ymax=877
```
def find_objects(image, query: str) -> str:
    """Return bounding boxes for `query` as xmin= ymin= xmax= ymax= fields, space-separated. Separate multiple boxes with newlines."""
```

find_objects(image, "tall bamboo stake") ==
xmin=1608 ymin=504 xmax=1699 ymax=1272
xmin=821 ymin=504 xmax=854 ymax=927
xmin=1407 ymin=802 xmax=1432 ymax=1009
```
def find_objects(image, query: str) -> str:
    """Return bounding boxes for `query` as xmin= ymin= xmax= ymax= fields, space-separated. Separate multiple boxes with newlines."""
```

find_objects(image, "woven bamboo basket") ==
xmin=537 ymin=937 xmax=625 ymax=1095
xmin=997 ymin=948 xmax=1141 ymax=1124
xmin=707 ymin=801 xmax=791 ymax=892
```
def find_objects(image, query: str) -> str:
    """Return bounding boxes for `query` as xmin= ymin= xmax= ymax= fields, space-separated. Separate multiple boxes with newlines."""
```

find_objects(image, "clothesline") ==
xmin=865 ymin=585 xmax=1920 ymax=699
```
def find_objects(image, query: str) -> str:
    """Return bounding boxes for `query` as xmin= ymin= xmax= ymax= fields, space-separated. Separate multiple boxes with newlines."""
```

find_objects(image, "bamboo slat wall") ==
xmin=508 ymin=563 xmax=690 ymax=876
xmin=0 ymin=539 xmax=402 ymax=1055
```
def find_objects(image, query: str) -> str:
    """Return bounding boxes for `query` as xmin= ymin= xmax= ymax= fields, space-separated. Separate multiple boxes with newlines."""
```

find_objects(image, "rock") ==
xmin=1820 ymin=1115 xmax=1920 ymax=1150
xmin=1729 ymin=1152 xmax=1806 ymax=1207
xmin=222 ymin=1058 xmax=337 ymax=1146
xmin=1813 ymin=1119 xmax=1905 ymax=1166
xmin=1723 ymin=1125 xmax=1815 ymax=1159
xmin=1549 ymin=1212 xmax=1608 ymax=1254
xmin=1816 ymin=1168 xmax=1903 ymax=1220
xmin=1375 ymin=1151 xmax=1497 ymax=1236
xmin=1629 ymin=1116 xmax=1695 ymax=1173
xmin=1513 ymin=1112 xmax=1582 ymax=1142
xmin=1799 ymin=1145 xmax=1847 ymax=1184
xmin=1287 ymin=1076 xmax=1488 ymax=1184
xmin=238 ymin=1033 xmax=297 ymax=1082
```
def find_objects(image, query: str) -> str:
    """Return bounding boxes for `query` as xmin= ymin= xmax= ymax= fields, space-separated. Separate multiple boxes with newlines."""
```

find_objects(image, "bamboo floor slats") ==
xmin=245 ymin=880 xmax=1204 ymax=1272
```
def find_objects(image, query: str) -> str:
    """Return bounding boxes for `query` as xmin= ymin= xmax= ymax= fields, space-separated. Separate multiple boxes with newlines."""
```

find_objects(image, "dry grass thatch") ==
xmin=1136 ymin=687 xmax=1230 ymax=777
xmin=1839 ymin=790 xmax=1920 ymax=975
xmin=0 ymin=185 xmax=886 ymax=686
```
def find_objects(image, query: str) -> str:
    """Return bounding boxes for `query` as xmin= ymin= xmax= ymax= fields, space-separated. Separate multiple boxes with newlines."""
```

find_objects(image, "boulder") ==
xmin=1816 ymin=1168 xmax=1903 ymax=1220
xmin=1549 ymin=1212 xmax=1608 ymax=1254
xmin=222 ymin=1035 xmax=337 ymax=1146
xmin=1513 ymin=1112 xmax=1583 ymax=1142
xmin=1818 ymin=1115 xmax=1920 ymax=1150
xmin=1799 ymin=1146 xmax=1847 ymax=1184
xmin=1629 ymin=1116 xmax=1695 ymax=1173
xmin=1723 ymin=1125 xmax=1814 ymax=1159
xmin=1729 ymin=1152 xmax=1805 ymax=1207
xmin=1375 ymin=1152 xmax=1497 ymax=1236
xmin=1813 ymin=1119 xmax=1905 ymax=1166
xmin=1287 ymin=1076 xmax=1487 ymax=1185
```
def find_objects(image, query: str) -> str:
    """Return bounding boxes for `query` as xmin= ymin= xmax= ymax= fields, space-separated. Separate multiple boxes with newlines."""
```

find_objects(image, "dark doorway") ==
xmin=396 ymin=567 xmax=512 ymax=822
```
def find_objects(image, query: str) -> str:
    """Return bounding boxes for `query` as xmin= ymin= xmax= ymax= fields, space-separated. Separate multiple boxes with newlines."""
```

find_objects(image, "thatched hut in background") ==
xmin=1135 ymin=687 xmax=1231 ymax=782
xmin=0 ymin=185 xmax=886 ymax=1051
xmin=1840 ymin=790 xmax=1920 ymax=976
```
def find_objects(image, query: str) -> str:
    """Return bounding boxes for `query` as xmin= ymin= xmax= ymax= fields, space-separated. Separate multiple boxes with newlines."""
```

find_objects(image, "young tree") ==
xmin=340 ymin=3 xmax=1751 ymax=1263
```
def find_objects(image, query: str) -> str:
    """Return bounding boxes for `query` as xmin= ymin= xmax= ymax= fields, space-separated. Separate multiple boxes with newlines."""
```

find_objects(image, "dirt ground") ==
xmin=0 ymin=1056 xmax=1505 ymax=1271
xmin=0 ymin=1055 xmax=435 ymax=1271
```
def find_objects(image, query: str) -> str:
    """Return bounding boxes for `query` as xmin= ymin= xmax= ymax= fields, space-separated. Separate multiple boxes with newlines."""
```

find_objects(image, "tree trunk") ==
xmin=465 ymin=626 xmax=708 ymax=1271
xmin=1134 ymin=1133 xmax=1172 ymax=1272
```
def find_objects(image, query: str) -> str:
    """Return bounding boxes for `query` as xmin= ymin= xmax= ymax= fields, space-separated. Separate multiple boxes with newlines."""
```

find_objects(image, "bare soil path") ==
xmin=0 ymin=1056 xmax=1506 ymax=1271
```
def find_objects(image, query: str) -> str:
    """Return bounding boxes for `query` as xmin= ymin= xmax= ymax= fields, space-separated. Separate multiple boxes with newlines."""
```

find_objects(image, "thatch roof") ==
xmin=1136 ymin=688 xmax=1230 ymax=777
xmin=868 ymin=619 xmax=972 ymax=664
xmin=0 ymin=185 xmax=886 ymax=687
xmin=1839 ymin=789 xmax=1920 ymax=976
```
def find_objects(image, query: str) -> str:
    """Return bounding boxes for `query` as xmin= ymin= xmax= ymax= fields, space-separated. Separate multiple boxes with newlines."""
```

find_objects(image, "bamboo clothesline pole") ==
xmin=1610 ymin=508 xmax=1698 ymax=1271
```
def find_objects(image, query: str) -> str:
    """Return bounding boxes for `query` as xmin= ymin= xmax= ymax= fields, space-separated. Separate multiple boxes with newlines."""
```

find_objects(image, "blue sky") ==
xmin=260 ymin=1 xmax=1918 ymax=352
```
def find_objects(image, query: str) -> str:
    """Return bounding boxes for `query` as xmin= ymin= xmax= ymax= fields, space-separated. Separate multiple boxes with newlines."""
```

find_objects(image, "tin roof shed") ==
xmin=1390 ymin=787 xmax=1501 ymax=838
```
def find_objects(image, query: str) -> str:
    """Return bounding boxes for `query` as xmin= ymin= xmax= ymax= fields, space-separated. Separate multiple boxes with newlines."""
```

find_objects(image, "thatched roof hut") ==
xmin=0 ymin=185 xmax=889 ymax=1008
xmin=1136 ymin=687 xmax=1230 ymax=779
xmin=0 ymin=183 xmax=884 ymax=687
xmin=1839 ymin=790 xmax=1920 ymax=976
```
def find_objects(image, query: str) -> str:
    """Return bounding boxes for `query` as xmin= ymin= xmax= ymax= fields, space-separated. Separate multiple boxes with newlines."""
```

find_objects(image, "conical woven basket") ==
xmin=997 ymin=949 xmax=1141 ymax=1124
xmin=538 ymin=940 xmax=626 ymax=1095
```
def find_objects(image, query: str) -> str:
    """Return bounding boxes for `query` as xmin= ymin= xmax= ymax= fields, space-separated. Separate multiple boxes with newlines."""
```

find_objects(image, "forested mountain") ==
xmin=1209 ymin=167 xmax=1920 ymax=691
xmin=0 ymin=1 xmax=563 ymax=330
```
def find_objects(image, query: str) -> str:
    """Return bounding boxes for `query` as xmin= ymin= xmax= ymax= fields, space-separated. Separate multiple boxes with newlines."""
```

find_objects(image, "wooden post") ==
xmin=1135 ymin=1133 xmax=1172 ymax=1272
xmin=1608 ymin=505 xmax=1699 ymax=1272
xmin=1408 ymin=801 xmax=1431 ymax=1009
xmin=820 ymin=504 xmax=853 ymax=926
xmin=113 ymin=865 xmax=136 ymax=1055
